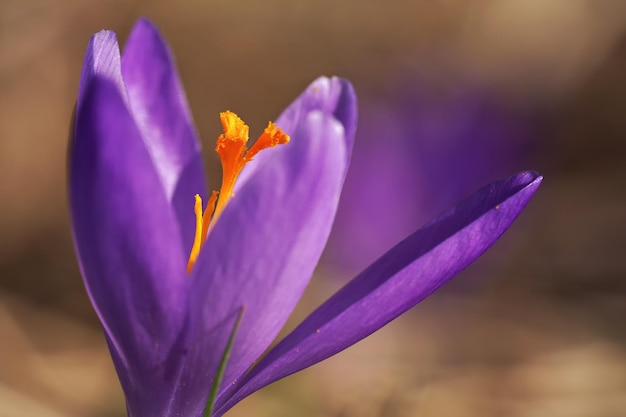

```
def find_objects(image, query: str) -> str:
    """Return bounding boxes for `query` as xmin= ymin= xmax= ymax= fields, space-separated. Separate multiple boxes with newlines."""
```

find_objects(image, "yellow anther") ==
xmin=186 ymin=191 xmax=218 ymax=274
xmin=186 ymin=194 xmax=204 ymax=274
xmin=185 ymin=111 xmax=290 ymax=273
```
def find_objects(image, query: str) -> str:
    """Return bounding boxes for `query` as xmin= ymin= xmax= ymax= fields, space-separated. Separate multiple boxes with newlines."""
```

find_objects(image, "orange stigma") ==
xmin=186 ymin=111 xmax=290 ymax=273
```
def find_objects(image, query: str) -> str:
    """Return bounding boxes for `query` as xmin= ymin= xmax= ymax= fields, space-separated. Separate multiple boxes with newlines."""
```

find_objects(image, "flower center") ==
xmin=186 ymin=111 xmax=290 ymax=273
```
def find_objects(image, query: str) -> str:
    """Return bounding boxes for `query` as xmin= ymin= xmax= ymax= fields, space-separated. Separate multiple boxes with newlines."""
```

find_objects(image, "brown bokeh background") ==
xmin=2 ymin=1 xmax=626 ymax=416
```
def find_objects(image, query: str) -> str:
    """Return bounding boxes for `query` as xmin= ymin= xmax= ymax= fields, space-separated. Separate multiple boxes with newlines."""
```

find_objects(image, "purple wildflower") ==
xmin=327 ymin=87 xmax=539 ymax=275
xmin=69 ymin=18 xmax=542 ymax=417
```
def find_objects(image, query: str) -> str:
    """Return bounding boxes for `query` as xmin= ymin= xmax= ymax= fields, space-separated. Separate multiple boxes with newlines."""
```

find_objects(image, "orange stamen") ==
xmin=245 ymin=122 xmax=290 ymax=161
xmin=186 ymin=194 xmax=204 ymax=274
xmin=185 ymin=111 xmax=290 ymax=273
xmin=201 ymin=190 xmax=219 ymax=243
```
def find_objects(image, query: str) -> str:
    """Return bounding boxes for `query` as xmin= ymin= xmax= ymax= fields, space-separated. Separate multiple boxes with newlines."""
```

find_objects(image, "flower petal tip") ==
xmin=78 ymin=30 xmax=122 ymax=107
xmin=511 ymin=170 xmax=543 ymax=197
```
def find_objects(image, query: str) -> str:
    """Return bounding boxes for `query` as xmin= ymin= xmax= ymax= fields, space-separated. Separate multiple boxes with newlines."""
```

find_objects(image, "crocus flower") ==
xmin=327 ymin=86 xmax=539 ymax=275
xmin=69 ymin=18 xmax=542 ymax=417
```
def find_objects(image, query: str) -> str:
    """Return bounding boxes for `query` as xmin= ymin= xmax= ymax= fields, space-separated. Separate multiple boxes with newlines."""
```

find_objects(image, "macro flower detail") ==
xmin=69 ymin=18 xmax=542 ymax=417
xmin=186 ymin=110 xmax=290 ymax=273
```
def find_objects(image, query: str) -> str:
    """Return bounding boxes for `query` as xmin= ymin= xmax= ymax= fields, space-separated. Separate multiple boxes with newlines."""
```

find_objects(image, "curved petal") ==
xmin=77 ymin=29 xmax=125 ymax=114
xmin=69 ymin=76 xmax=188 ymax=413
xmin=235 ymin=76 xmax=357 ymax=190
xmin=167 ymin=109 xmax=348 ymax=416
xmin=122 ymin=18 xmax=207 ymax=254
xmin=275 ymin=76 xmax=357 ymax=162
xmin=216 ymin=171 xmax=542 ymax=414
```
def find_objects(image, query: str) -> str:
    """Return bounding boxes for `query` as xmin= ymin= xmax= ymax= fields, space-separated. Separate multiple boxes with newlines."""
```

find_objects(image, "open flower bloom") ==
xmin=69 ymin=18 xmax=542 ymax=417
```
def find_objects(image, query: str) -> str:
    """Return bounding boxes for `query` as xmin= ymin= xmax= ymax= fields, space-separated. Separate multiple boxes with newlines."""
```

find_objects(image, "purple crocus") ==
xmin=69 ymin=18 xmax=542 ymax=417
xmin=327 ymin=87 xmax=539 ymax=275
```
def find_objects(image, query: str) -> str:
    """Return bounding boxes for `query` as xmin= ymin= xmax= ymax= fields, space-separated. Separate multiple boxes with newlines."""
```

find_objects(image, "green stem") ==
xmin=203 ymin=306 xmax=245 ymax=417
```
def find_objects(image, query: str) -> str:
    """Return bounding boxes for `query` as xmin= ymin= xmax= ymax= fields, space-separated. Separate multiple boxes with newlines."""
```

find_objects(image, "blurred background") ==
xmin=1 ymin=0 xmax=626 ymax=416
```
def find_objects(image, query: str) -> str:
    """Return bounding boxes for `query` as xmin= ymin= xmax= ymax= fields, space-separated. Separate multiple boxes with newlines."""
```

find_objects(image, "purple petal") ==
xmin=122 ymin=18 xmax=207 ymax=254
xmin=216 ymin=171 xmax=542 ymax=414
xmin=77 ymin=29 xmax=125 ymax=112
xmin=327 ymin=89 xmax=539 ymax=275
xmin=235 ymin=76 xmax=357 ymax=190
xmin=276 ymin=77 xmax=357 ymax=143
xmin=70 ymin=76 xmax=188 ymax=414
xmin=168 ymin=108 xmax=349 ymax=416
